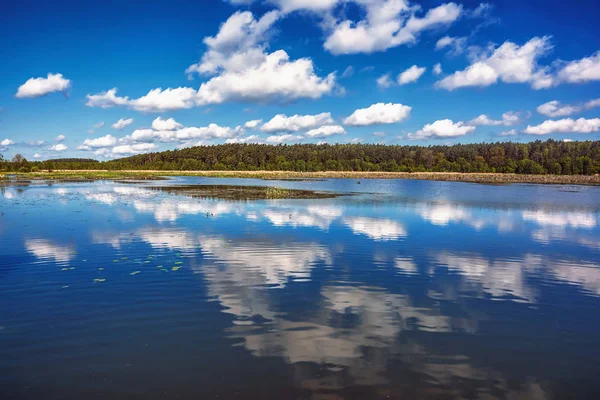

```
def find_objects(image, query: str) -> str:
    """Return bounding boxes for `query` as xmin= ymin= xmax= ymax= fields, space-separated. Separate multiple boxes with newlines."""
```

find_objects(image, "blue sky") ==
xmin=1 ymin=0 xmax=599 ymax=160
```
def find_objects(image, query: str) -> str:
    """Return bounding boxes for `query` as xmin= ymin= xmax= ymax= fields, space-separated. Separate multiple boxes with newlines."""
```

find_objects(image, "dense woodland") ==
xmin=2 ymin=140 xmax=600 ymax=175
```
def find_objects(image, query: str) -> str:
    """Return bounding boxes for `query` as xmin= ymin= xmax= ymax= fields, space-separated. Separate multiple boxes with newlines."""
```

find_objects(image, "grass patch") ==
xmin=148 ymin=184 xmax=344 ymax=200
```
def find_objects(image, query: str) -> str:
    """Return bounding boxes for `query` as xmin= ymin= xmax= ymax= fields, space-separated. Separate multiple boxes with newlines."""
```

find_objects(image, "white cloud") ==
xmin=266 ymin=134 xmax=303 ymax=143
xmin=226 ymin=135 xmax=262 ymax=144
xmin=186 ymin=10 xmax=280 ymax=76
xmin=16 ymin=73 xmax=71 ymax=98
xmin=436 ymin=36 xmax=552 ymax=90
xmin=537 ymin=100 xmax=580 ymax=118
xmin=305 ymin=125 xmax=346 ymax=138
xmin=78 ymin=134 xmax=118 ymax=150
xmin=151 ymin=117 xmax=182 ymax=131
xmin=194 ymin=50 xmax=336 ymax=105
xmin=244 ymin=119 xmax=263 ymax=129
xmin=324 ymin=2 xmax=463 ymax=55
xmin=537 ymin=98 xmax=600 ymax=117
xmin=341 ymin=66 xmax=354 ymax=78
xmin=261 ymin=112 xmax=334 ymax=133
xmin=524 ymin=118 xmax=600 ymax=135
xmin=130 ymin=123 xmax=243 ymax=144
xmin=111 ymin=118 xmax=134 ymax=130
xmin=435 ymin=35 xmax=467 ymax=54
xmin=376 ymin=73 xmax=394 ymax=89
xmin=49 ymin=143 xmax=67 ymax=152
xmin=344 ymin=102 xmax=411 ymax=126
xmin=556 ymin=51 xmax=600 ymax=84
xmin=433 ymin=63 xmax=443 ymax=75
xmin=469 ymin=111 xmax=520 ymax=126
xmin=55 ymin=134 xmax=66 ymax=141
xmin=397 ymin=65 xmax=426 ymax=84
xmin=33 ymin=153 xmax=41 ymax=158
xmin=87 ymin=58 xmax=335 ymax=112
xmin=499 ymin=129 xmax=517 ymax=136
xmin=409 ymin=119 xmax=475 ymax=139
xmin=1 ymin=139 xmax=15 ymax=146
xmin=94 ymin=122 xmax=105 ymax=129
xmin=111 ymin=143 xmax=157 ymax=155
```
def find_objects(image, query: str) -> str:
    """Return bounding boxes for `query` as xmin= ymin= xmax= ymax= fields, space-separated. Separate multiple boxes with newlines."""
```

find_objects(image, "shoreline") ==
xmin=2 ymin=170 xmax=600 ymax=186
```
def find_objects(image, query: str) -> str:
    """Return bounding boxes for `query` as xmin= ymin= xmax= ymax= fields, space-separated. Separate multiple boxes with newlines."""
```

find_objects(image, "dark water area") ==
xmin=1 ymin=177 xmax=599 ymax=399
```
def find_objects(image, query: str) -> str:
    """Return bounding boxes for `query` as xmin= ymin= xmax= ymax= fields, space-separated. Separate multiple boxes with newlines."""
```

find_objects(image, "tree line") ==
xmin=2 ymin=139 xmax=600 ymax=175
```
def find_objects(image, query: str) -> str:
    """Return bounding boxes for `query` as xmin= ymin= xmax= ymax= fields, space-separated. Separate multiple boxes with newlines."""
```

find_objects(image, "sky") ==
xmin=1 ymin=0 xmax=600 ymax=160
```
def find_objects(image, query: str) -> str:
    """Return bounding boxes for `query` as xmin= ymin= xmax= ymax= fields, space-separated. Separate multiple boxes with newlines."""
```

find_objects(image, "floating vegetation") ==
xmin=147 ymin=184 xmax=344 ymax=201
xmin=61 ymin=285 xmax=69 ymax=289
xmin=113 ymin=260 xmax=119 ymax=263
xmin=93 ymin=278 xmax=106 ymax=283
xmin=62 ymin=268 xmax=68 ymax=271
xmin=121 ymin=257 xmax=129 ymax=260
xmin=144 ymin=260 xmax=151 ymax=264
xmin=156 ymin=265 xmax=164 ymax=269
xmin=171 ymin=266 xmax=181 ymax=271
xmin=98 ymin=268 xmax=104 ymax=271
xmin=174 ymin=261 xmax=183 ymax=265
xmin=130 ymin=271 xmax=141 ymax=276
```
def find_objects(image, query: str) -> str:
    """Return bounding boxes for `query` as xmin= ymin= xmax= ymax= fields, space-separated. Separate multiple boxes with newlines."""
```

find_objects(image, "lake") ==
xmin=1 ymin=177 xmax=600 ymax=399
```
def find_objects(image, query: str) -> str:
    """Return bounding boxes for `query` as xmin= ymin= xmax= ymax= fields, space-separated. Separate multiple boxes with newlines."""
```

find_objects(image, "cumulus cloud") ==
xmin=49 ymin=143 xmax=67 ymax=152
xmin=436 ymin=36 xmax=553 ymax=90
xmin=376 ymin=73 xmax=394 ymax=89
xmin=77 ymin=134 xmax=118 ymax=150
xmin=243 ymin=119 xmax=263 ymax=129
xmin=344 ymin=103 xmax=411 ymax=126
xmin=409 ymin=119 xmax=475 ymax=139
xmin=555 ymin=51 xmax=600 ymax=84
xmin=435 ymin=35 xmax=467 ymax=54
xmin=261 ymin=112 xmax=334 ymax=133
xmin=324 ymin=2 xmax=464 ymax=55
xmin=94 ymin=122 xmax=105 ymax=129
xmin=16 ymin=73 xmax=71 ymax=98
xmin=397 ymin=65 xmax=426 ymax=84
xmin=433 ymin=63 xmax=443 ymax=75
xmin=111 ymin=143 xmax=157 ymax=155
xmin=186 ymin=10 xmax=280 ymax=76
xmin=499 ymin=129 xmax=517 ymax=136
xmin=151 ymin=117 xmax=183 ymax=131
xmin=111 ymin=118 xmax=134 ymax=130
xmin=537 ymin=98 xmax=600 ymax=117
xmin=130 ymin=124 xmax=243 ymax=143
xmin=55 ymin=134 xmax=66 ymax=141
xmin=226 ymin=135 xmax=262 ymax=144
xmin=1 ymin=139 xmax=15 ymax=146
xmin=305 ymin=125 xmax=346 ymax=138
xmin=266 ymin=134 xmax=303 ymax=143
xmin=524 ymin=118 xmax=600 ymax=135
xmin=469 ymin=111 xmax=520 ymax=126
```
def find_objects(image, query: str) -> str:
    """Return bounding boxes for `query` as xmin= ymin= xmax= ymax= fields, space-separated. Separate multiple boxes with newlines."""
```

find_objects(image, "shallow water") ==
xmin=1 ymin=177 xmax=599 ymax=399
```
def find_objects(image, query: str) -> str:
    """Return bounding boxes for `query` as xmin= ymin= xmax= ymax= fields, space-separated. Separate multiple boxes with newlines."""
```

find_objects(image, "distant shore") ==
xmin=2 ymin=170 xmax=600 ymax=186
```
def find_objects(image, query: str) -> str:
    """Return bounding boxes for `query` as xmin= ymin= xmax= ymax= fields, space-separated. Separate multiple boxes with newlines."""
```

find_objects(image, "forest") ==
xmin=1 ymin=139 xmax=599 ymax=175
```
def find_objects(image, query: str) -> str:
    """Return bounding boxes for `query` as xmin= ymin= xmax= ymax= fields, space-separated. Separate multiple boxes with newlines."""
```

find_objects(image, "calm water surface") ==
xmin=1 ymin=177 xmax=600 ymax=399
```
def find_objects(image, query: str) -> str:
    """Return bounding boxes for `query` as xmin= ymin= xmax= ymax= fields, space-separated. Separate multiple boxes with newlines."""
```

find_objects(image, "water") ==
xmin=1 ymin=177 xmax=599 ymax=399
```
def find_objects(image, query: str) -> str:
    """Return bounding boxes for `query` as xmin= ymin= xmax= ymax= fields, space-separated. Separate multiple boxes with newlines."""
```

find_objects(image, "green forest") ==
xmin=2 ymin=139 xmax=600 ymax=175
